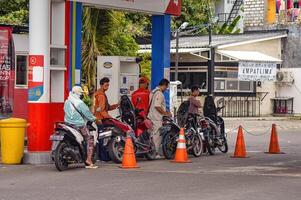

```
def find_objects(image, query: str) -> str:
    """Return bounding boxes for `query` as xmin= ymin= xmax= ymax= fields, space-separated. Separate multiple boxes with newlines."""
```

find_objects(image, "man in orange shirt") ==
xmin=94 ymin=77 xmax=119 ymax=121
xmin=131 ymin=77 xmax=150 ymax=118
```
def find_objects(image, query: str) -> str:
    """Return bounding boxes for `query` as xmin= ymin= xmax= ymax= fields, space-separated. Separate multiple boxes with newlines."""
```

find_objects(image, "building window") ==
xmin=171 ymin=71 xmax=207 ymax=91
xmin=16 ymin=55 xmax=27 ymax=86
xmin=215 ymin=80 xmax=225 ymax=91
xmin=239 ymin=81 xmax=251 ymax=91
xmin=215 ymin=69 xmax=254 ymax=93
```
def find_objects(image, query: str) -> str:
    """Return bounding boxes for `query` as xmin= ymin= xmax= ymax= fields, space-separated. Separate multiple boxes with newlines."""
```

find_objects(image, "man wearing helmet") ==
xmin=64 ymin=86 xmax=97 ymax=168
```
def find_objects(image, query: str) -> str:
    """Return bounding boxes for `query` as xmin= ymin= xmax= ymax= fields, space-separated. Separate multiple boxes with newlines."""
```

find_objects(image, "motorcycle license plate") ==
xmin=50 ymin=135 xmax=64 ymax=141
xmin=51 ymin=141 xmax=60 ymax=151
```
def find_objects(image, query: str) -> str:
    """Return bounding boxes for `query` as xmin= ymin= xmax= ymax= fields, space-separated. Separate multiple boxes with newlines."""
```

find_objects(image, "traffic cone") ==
xmin=120 ymin=134 xmax=139 ymax=169
xmin=231 ymin=126 xmax=247 ymax=158
xmin=171 ymin=128 xmax=191 ymax=163
xmin=266 ymin=124 xmax=284 ymax=154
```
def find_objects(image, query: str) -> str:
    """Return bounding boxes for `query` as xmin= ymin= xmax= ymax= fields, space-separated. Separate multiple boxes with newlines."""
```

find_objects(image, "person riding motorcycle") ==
xmin=131 ymin=77 xmax=150 ymax=118
xmin=188 ymin=85 xmax=202 ymax=115
xmin=148 ymin=79 xmax=172 ymax=158
xmin=64 ymin=86 xmax=98 ymax=169
xmin=94 ymin=77 xmax=119 ymax=120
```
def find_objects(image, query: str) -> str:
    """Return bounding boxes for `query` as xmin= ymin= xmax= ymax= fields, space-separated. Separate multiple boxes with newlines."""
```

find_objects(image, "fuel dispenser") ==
xmin=97 ymin=56 xmax=140 ymax=117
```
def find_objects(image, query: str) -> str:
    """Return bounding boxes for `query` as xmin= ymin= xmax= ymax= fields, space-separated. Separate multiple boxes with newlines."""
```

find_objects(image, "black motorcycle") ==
xmin=160 ymin=116 xmax=203 ymax=159
xmin=50 ymin=121 xmax=111 ymax=171
xmin=203 ymin=106 xmax=228 ymax=155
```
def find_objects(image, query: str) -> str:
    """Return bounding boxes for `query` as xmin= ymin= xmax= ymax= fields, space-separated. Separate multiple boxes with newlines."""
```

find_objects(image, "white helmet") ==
xmin=72 ymin=86 xmax=84 ymax=96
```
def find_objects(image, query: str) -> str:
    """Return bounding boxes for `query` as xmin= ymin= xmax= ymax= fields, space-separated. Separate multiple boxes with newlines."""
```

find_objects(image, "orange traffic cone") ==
xmin=231 ymin=126 xmax=247 ymax=158
xmin=171 ymin=128 xmax=191 ymax=163
xmin=266 ymin=124 xmax=284 ymax=154
xmin=120 ymin=134 xmax=139 ymax=169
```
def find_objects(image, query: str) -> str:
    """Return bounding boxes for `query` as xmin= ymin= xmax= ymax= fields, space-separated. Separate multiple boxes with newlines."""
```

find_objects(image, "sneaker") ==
xmin=155 ymin=155 xmax=162 ymax=159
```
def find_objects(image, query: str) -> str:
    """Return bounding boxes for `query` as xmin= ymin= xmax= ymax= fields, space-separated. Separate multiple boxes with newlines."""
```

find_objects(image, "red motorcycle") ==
xmin=101 ymin=95 xmax=156 ymax=163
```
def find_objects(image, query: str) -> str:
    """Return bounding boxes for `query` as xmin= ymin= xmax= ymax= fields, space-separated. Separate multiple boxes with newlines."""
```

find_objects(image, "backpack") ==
xmin=97 ymin=138 xmax=111 ymax=162
xmin=177 ymin=100 xmax=190 ymax=127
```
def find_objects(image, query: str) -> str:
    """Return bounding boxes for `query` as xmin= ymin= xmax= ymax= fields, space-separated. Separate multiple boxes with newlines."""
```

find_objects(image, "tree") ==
xmin=0 ymin=0 xmax=29 ymax=25
xmin=81 ymin=8 xmax=139 ymax=91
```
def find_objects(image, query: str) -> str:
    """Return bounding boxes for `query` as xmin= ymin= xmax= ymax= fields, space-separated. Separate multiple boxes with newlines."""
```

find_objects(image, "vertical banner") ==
xmin=28 ymin=55 xmax=44 ymax=101
xmin=0 ymin=27 xmax=15 ymax=118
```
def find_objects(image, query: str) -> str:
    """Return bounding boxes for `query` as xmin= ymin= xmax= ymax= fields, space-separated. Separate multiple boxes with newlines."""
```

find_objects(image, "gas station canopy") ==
xmin=76 ymin=0 xmax=181 ymax=16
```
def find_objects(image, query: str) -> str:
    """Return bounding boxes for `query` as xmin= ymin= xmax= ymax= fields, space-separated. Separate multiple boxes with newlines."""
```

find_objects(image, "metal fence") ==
xmin=217 ymin=96 xmax=261 ymax=117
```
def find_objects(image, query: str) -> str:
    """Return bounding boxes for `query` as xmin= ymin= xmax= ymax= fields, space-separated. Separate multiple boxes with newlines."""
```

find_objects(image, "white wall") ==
xmin=13 ymin=34 xmax=29 ymax=54
xmin=277 ymin=68 xmax=301 ymax=114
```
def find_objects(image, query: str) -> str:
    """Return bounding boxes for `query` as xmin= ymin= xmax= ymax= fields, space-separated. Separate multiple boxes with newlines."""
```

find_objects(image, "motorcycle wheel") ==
xmin=192 ymin=134 xmax=203 ymax=157
xmin=54 ymin=141 xmax=69 ymax=171
xmin=108 ymin=136 xmax=125 ymax=164
xmin=218 ymin=137 xmax=228 ymax=153
xmin=206 ymin=136 xmax=216 ymax=155
xmin=162 ymin=131 xmax=178 ymax=159
xmin=144 ymin=139 xmax=157 ymax=160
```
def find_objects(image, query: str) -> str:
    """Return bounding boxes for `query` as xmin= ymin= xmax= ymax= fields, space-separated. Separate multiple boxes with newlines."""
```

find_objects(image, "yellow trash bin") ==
xmin=0 ymin=118 xmax=27 ymax=164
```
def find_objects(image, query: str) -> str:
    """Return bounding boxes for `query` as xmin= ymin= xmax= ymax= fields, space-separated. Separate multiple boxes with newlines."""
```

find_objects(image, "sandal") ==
xmin=85 ymin=164 xmax=98 ymax=169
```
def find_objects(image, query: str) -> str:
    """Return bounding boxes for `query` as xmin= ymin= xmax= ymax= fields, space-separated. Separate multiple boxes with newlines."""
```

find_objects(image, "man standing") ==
xmin=188 ymin=85 xmax=202 ymax=115
xmin=94 ymin=77 xmax=119 ymax=121
xmin=148 ymin=79 xmax=172 ymax=158
xmin=131 ymin=77 xmax=150 ymax=118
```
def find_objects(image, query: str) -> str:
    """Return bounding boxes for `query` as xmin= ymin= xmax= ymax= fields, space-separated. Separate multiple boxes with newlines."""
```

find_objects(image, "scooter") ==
xmin=50 ymin=121 xmax=111 ymax=171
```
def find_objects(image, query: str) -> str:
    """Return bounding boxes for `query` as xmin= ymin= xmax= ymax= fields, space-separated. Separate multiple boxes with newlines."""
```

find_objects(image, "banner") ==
xmin=0 ymin=27 xmax=15 ymax=118
xmin=76 ymin=0 xmax=181 ymax=16
xmin=238 ymin=61 xmax=277 ymax=81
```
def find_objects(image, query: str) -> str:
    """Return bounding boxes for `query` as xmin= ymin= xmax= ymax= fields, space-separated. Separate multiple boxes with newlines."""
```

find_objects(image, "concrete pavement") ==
xmin=0 ymin=119 xmax=301 ymax=200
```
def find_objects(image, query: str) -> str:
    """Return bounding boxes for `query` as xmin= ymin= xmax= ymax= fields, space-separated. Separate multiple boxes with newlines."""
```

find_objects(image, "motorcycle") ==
xmin=101 ymin=95 xmax=156 ymax=163
xmin=160 ymin=116 xmax=203 ymax=159
xmin=50 ymin=121 xmax=112 ymax=171
xmin=203 ymin=106 xmax=228 ymax=155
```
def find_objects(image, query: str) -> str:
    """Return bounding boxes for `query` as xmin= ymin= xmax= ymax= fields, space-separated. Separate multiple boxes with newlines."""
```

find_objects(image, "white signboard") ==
xmin=238 ymin=61 xmax=277 ymax=81
xmin=76 ymin=0 xmax=181 ymax=16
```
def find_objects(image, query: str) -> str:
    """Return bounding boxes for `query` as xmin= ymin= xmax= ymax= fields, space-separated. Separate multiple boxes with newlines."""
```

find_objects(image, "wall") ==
xmin=13 ymin=34 xmax=29 ymax=120
xmin=244 ymin=0 xmax=266 ymax=28
xmin=277 ymin=68 xmax=301 ymax=114
xmin=220 ymin=39 xmax=282 ymax=59
xmin=221 ymin=38 xmax=282 ymax=116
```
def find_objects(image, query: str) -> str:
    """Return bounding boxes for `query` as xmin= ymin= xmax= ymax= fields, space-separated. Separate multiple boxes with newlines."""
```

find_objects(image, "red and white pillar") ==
xmin=26 ymin=0 xmax=52 ymax=163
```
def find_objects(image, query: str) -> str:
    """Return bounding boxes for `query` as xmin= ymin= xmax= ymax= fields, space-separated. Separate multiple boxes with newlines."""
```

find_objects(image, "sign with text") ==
xmin=76 ymin=0 xmax=181 ymax=16
xmin=238 ymin=61 xmax=277 ymax=81
xmin=0 ymin=27 xmax=14 ymax=117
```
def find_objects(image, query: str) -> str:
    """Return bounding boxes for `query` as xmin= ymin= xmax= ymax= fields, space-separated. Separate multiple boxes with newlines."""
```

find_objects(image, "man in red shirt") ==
xmin=131 ymin=77 xmax=150 ymax=118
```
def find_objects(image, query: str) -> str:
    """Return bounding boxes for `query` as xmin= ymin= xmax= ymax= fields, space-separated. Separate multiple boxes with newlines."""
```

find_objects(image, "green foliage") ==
xmin=82 ymin=8 xmax=139 ymax=91
xmin=0 ymin=0 xmax=29 ymax=25
xmin=139 ymin=53 xmax=151 ymax=80
xmin=218 ymin=15 xmax=241 ymax=34
xmin=82 ymin=95 xmax=92 ymax=108
xmin=173 ymin=0 xmax=215 ymax=31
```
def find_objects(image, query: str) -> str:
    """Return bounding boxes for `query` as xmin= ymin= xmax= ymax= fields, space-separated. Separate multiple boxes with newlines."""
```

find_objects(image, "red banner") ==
xmin=0 ymin=27 xmax=14 ymax=118
xmin=29 ymin=55 xmax=44 ymax=67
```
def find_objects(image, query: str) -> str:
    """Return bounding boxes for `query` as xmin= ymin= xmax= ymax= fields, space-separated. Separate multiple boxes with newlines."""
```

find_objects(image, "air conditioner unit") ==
xmin=276 ymin=71 xmax=294 ymax=84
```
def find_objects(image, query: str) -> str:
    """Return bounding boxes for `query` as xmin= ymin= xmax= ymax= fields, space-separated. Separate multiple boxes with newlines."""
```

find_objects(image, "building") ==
xmin=139 ymin=30 xmax=287 ymax=117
